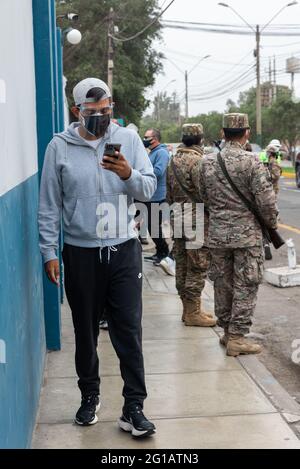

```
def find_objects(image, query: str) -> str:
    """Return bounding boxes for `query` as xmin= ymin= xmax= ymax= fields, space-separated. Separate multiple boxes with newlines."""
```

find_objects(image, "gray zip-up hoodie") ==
xmin=38 ymin=122 xmax=157 ymax=263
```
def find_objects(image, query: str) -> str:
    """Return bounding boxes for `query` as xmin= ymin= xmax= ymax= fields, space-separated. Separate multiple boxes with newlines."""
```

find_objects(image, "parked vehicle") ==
xmin=295 ymin=152 xmax=300 ymax=188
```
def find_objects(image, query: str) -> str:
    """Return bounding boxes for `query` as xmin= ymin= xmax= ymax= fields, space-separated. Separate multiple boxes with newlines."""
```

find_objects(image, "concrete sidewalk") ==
xmin=32 ymin=256 xmax=300 ymax=449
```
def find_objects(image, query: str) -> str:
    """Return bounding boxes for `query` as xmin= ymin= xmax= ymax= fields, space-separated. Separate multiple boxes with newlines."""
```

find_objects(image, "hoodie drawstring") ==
xmin=99 ymin=245 xmax=118 ymax=264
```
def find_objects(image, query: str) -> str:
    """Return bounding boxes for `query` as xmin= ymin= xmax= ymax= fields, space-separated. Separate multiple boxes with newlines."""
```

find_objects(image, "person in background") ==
xmin=260 ymin=143 xmax=282 ymax=261
xmin=142 ymin=128 xmax=171 ymax=265
xmin=199 ymin=113 xmax=278 ymax=356
xmin=266 ymin=144 xmax=282 ymax=199
xmin=259 ymin=139 xmax=282 ymax=165
xmin=167 ymin=123 xmax=216 ymax=327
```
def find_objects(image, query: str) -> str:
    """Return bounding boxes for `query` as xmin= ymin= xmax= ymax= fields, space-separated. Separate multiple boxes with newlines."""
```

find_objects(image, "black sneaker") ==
xmin=118 ymin=406 xmax=156 ymax=438
xmin=75 ymin=394 xmax=100 ymax=426
xmin=144 ymin=254 xmax=160 ymax=263
xmin=139 ymin=236 xmax=149 ymax=245
xmin=99 ymin=320 xmax=108 ymax=330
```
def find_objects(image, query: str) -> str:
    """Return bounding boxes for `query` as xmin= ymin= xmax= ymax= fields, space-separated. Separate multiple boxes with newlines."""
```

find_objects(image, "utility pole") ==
xmin=185 ymin=70 xmax=188 ymax=119
xmin=255 ymin=25 xmax=262 ymax=147
xmin=269 ymin=58 xmax=273 ymax=106
xmin=218 ymin=2 xmax=298 ymax=146
xmin=273 ymin=55 xmax=277 ymax=101
xmin=107 ymin=7 xmax=114 ymax=97
xmin=157 ymin=92 xmax=161 ymax=122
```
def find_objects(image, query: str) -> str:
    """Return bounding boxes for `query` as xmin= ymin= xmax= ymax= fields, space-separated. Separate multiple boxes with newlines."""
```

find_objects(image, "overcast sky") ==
xmin=146 ymin=0 xmax=300 ymax=116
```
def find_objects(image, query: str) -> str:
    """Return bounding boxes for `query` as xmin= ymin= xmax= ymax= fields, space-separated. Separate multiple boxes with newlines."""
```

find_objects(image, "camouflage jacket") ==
xmin=167 ymin=144 xmax=208 ymax=246
xmin=198 ymin=142 xmax=278 ymax=248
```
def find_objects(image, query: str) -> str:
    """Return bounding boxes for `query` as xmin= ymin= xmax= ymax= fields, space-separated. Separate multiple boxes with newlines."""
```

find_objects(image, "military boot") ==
xmin=226 ymin=335 xmax=262 ymax=357
xmin=219 ymin=328 xmax=229 ymax=347
xmin=182 ymin=298 xmax=213 ymax=322
xmin=184 ymin=299 xmax=216 ymax=327
xmin=199 ymin=299 xmax=214 ymax=319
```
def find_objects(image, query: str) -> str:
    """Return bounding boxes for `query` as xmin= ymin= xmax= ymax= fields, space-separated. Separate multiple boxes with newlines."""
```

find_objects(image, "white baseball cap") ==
xmin=73 ymin=78 xmax=111 ymax=106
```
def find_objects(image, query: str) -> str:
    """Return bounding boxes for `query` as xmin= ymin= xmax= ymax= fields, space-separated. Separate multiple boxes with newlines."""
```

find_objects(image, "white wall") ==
xmin=0 ymin=0 xmax=38 ymax=197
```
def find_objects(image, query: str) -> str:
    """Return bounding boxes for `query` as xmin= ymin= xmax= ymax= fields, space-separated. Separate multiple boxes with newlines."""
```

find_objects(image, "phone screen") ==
xmin=104 ymin=144 xmax=121 ymax=158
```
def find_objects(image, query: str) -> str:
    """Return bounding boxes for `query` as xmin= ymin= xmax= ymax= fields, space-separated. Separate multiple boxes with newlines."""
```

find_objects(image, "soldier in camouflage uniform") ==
xmin=198 ymin=113 xmax=278 ymax=356
xmin=266 ymin=144 xmax=282 ymax=199
xmin=167 ymin=123 xmax=216 ymax=327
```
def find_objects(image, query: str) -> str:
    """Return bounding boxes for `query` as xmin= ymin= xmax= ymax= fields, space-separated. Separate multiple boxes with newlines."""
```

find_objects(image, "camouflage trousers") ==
xmin=209 ymin=247 xmax=264 ymax=336
xmin=173 ymin=239 xmax=210 ymax=301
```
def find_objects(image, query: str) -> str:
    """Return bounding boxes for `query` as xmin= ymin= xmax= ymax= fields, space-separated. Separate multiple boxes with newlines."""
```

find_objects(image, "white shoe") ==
xmin=159 ymin=257 xmax=176 ymax=276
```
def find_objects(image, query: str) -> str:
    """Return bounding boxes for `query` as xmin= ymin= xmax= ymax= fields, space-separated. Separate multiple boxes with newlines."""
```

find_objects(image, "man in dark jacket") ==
xmin=143 ymin=128 xmax=170 ymax=264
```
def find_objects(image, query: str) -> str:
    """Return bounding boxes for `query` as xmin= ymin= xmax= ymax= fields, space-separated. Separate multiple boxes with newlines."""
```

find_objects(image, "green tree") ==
xmin=227 ymin=83 xmax=297 ymax=148
xmin=153 ymin=92 xmax=180 ymax=124
xmin=140 ymin=115 xmax=181 ymax=143
xmin=57 ymin=0 xmax=163 ymax=124
xmin=265 ymin=90 xmax=300 ymax=160
xmin=187 ymin=112 xmax=223 ymax=145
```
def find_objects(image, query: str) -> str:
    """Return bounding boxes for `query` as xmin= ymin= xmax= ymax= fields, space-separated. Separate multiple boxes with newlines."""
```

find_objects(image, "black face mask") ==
xmin=83 ymin=114 xmax=110 ymax=138
xmin=143 ymin=138 xmax=153 ymax=148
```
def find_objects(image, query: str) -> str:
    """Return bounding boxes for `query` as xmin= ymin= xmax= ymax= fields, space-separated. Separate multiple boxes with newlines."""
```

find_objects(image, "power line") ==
xmin=162 ymin=20 xmax=300 ymax=36
xmin=192 ymin=65 xmax=256 ymax=96
xmin=187 ymin=69 xmax=293 ymax=103
xmin=110 ymin=0 xmax=176 ymax=43
xmin=263 ymin=40 xmax=300 ymax=48
xmin=189 ymin=71 xmax=257 ymax=101
xmin=163 ymin=47 xmax=253 ymax=67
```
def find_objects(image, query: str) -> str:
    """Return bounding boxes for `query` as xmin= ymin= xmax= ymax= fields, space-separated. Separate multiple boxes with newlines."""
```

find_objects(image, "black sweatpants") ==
xmin=144 ymin=200 xmax=169 ymax=259
xmin=62 ymin=238 xmax=147 ymax=410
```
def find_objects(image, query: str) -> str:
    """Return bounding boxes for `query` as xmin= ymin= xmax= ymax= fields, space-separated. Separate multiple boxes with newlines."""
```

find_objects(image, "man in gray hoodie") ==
xmin=38 ymin=78 xmax=157 ymax=437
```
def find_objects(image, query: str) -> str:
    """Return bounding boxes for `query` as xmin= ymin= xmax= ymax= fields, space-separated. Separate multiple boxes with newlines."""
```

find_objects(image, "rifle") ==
xmin=214 ymin=144 xmax=285 ymax=250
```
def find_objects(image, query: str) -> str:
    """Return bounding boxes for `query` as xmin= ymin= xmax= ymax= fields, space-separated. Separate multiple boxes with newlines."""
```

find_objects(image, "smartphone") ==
xmin=104 ymin=143 xmax=121 ymax=159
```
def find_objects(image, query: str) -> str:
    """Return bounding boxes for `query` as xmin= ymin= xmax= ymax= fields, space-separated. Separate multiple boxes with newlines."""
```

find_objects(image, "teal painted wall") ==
xmin=0 ymin=175 xmax=46 ymax=448
xmin=32 ymin=0 xmax=62 ymax=351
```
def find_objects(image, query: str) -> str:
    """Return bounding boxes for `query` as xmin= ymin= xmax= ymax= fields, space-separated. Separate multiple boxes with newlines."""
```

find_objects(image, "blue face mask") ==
xmin=143 ymin=138 xmax=153 ymax=149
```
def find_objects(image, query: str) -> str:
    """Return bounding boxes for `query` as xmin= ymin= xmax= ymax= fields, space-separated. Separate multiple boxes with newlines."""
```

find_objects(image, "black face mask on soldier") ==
xmin=81 ymin=114 xmax=110 ymax=138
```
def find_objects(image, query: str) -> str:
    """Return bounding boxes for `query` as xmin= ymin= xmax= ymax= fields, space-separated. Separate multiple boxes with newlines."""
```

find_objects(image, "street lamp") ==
xmin=161 ymin=79 xmax=176 ymax=92
xmin=156 ymin=79 xmax=177 ymax=121
xmin=165 ymin=54 xmax=211 ymax=118
xmin=65 ymin=28 xmax=82 ymax=45
xmin=57 ymin=11 xmax=82 ymax=45
xmin=185 ymin=55 xmax=211 ymax=118
xmin=218 ymin=1 xmax=298 ymax=146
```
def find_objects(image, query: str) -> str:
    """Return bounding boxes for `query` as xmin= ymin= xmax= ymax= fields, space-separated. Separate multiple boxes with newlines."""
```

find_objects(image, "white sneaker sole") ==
xmin=75 ymin=402 xmax=101 ymax=426
xmin=118 ymin=418 xmax=156 ymax=437
xmin=159 ymin=261 xmax=176 ymax=276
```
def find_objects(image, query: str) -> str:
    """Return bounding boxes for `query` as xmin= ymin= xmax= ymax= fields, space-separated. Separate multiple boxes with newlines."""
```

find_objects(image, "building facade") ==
xmin=0 ymin=0 xmax=63 ymax=448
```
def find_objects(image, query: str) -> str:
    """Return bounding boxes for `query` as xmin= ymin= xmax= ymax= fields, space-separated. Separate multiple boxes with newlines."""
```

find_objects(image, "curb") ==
xmin=238 ymin=355 xmax=300 ymax=424
xmin=208 ymin=279 xmax=300 ymax=439
xmin=282 ymin=172 xmax=295 ymax=179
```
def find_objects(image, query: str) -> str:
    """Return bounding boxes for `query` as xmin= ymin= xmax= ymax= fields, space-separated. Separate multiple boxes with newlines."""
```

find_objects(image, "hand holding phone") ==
xmin=101 ymin=144 xmax=131 ymax=180
xmin=104 ymin=143 xmax=121 ymax=159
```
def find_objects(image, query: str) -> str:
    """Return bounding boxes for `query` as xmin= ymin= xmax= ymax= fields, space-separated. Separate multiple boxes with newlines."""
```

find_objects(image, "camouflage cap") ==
xmin=223 ymin=113 xmax=250 ymax=130
xmin=182 ymin=123 xmax=203 ymax=137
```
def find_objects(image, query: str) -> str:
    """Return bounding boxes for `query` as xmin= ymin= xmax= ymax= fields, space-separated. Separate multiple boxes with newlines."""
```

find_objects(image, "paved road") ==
xmin=254 ymin=176 xmax=300 ymax=404
xmin=279 ymin=178 xmax=300 ymax=230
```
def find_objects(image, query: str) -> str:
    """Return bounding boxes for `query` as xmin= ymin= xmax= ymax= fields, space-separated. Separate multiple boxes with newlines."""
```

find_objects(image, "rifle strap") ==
xmin=216 ymin=152 xmax=269 ymax=239
xmin=170 ymin=158 xmax=199 ymax=204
